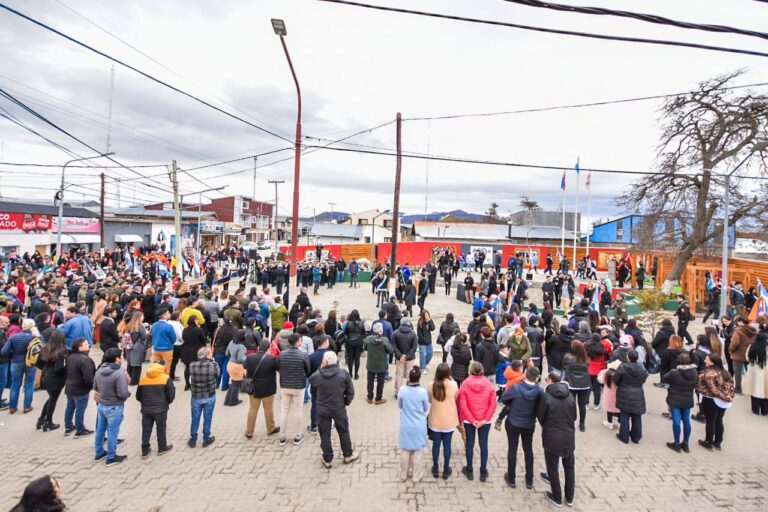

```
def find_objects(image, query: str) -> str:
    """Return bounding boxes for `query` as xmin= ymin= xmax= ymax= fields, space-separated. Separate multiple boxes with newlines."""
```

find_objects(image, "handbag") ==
xmin=241 ymin=352 xmax=268 ymax=395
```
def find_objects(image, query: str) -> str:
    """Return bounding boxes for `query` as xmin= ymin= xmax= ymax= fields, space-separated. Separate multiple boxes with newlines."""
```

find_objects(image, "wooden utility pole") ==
xmin=99 ymin=172 xmax=105 ymax=248
xmin=268 ymin=179 xmax=284 ymax=250
xmin=252 ymin=156 xmax=257 ymax=202
xmin=171 ymin=160 xmax=183 ymax=278
xmin=389 ymin=113 xmax=402 ymax=280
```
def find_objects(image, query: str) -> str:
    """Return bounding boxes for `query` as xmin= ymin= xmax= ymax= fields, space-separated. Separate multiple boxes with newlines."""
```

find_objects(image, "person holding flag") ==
xmin=747 ymin=279 xmax=768 ymax=323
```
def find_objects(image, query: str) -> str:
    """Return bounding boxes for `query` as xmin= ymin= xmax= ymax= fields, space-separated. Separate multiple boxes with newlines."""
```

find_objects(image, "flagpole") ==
xmin=586 ymin=172 xmax=592 ymax=258
xmin=560 ymin=173 xmax=566 ymax=262
xmin=572 ymin=162 xmax=580 ymax=270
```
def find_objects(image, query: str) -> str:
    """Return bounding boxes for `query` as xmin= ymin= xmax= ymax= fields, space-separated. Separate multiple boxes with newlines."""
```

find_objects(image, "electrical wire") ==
xmin=503 ymin=0 xmax=768 ymax=41
xmin=315 ymin=0 xmax=768 ymax=58
xmin=0 ymin=2 xmax=294 ymax=144
xmin=0 ymin=161 xmax=166 ymax=168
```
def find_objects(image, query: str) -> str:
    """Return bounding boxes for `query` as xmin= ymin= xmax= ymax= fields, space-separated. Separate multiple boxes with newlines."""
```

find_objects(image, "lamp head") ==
xmin=271 ymin=19 xmax=287 ymax=36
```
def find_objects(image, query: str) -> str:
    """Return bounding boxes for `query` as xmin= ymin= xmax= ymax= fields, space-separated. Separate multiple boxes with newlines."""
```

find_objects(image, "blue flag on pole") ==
xmin=560 ymin=171 xmax=566 ymax=190
xmin=575 ymin=157 xmax=580 ymax=174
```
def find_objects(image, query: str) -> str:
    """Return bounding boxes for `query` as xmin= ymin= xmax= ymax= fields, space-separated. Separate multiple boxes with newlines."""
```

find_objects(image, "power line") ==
xmin=0 ymin=161 xmax=165 ymax=168
xmin=315 ymin=0 xmax=768 ymax=58
xmin=404 ymin=81 xmax=768 ymax=121
xmin=0 ymin=2 xmax=294 ymax=144
xmin=503 ymin=0 xmax=768 ymax=41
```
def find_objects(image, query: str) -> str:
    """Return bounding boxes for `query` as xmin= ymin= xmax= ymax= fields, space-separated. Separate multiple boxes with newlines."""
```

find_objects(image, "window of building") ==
xmin=358 ymin=219 xmax=369 ymax=225
xmin=364 ymin=236 xmax=371 ymax=243
xmin=383 ymin=219 xmax=392 ymax=228
xmin=616 ymin=226 xmax=624 ymax=237
xmin=242 ymin=200 xmax=250 ymax=209
xmin=384 ymin=237 xmax=392 ymax=243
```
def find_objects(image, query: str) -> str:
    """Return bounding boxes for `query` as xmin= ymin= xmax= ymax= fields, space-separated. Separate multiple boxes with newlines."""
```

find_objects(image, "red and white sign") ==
xmin=52 ymin=216 xmax=99 ymax=233
xmin=0 ymin=212 xmax=97 ymax=233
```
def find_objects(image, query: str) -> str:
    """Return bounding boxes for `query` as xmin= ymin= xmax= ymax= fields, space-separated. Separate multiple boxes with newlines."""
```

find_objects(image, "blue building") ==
xmin=588 ymin=215 xmax=735 ymax=248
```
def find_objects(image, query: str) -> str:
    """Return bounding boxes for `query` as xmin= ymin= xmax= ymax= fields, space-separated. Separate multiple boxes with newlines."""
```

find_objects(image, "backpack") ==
xmin=120 ymin=332 xmax=134 ymax=351
xmin=25 ymin=336 xmax=42 ymax=368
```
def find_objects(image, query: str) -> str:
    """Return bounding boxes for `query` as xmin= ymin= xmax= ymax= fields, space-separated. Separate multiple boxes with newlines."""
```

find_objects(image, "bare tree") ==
xmin=619 ymin=71 xmax=768 ymax=292
xmin=486 ymin=202 xmax=500 ymax=219
xmin=519 ymin=195 xmax=541 ymax=211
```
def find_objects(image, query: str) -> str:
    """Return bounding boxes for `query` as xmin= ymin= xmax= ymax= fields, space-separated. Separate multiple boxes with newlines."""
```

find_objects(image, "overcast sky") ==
xmin=1 ymin=0 xmax=766 ymax=230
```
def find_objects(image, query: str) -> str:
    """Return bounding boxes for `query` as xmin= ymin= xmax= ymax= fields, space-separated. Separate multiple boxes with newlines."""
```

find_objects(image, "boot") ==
xmin=43 ymin=422 xmax=60 ymax=432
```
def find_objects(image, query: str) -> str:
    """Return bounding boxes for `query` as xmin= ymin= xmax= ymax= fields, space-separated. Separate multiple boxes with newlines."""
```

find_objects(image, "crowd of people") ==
xmin=3 ymin=245 xmax=768 ymax=510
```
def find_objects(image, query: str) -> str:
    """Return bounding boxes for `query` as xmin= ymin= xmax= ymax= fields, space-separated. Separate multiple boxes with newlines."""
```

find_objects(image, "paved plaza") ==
xmin=1 ymin=276 xmax=767 ymax=511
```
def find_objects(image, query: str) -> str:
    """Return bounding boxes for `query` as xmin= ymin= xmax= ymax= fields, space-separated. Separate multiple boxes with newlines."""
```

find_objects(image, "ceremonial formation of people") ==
xmin=3 ymin=245 xmax=767 ymax=511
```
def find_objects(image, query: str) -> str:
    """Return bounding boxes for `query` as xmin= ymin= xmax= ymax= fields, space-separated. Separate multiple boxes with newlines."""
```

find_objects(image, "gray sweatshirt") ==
xmin=93 ymin=363 xmax=131 ymax=406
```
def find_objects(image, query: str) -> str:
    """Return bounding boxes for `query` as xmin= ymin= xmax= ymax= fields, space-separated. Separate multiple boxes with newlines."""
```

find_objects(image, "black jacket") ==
xmin=135 ymin=364 xmax=176 ymax=414
xmin=475 ymin=338 xmax=500 ymax=376
xmin=36 ymin=354 xmax=67 ymax=391
xmin=181 ymin=326 xmax=208 ymax=365
xmin=651 ymin=325 xmax=675 ymax=355
xmin=662 ymin=363 xmax=697 ymax=409
xmin=65 ymin=351 xmax=96 ymax=396
xmin=450 ymin=343 xmax=472 ymax=382
xmin=99 ymin=317 xmax=120 ymax=353
xmin=308 ymin=363 xmax=354 ymax=417
xmin=547 ymin=332 xmax=573 ymax=370
xmin=536 ymin=382 xmax=577 ymax=457
xmin=416 ymin=319 xmax=435 ymax=346
xmin=392 ymin=324 xmax=418 ymax=360
xmin=525 ymin=326 xmax=545 ymax=359
xmin=614 ymin=361 xmax=649 ymax=415
xmin=297 ymin=292 xmax=312 ymax=312
xmin=562 ymin=354 xmax=591 ymax=390
xmin=244 ymin=352 xmax=278 ymax=398
xmin=344 ymin=320 xmax=367 ymax=349
xmin=275 ymin=346 xmax=310 ymax=390
xmin=661 ymin=347 xmax=686 ymax=377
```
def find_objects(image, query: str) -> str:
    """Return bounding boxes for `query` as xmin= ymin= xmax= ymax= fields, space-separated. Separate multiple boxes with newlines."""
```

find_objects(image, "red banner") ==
xmin=0 ymin=213 xmax=53 ymax=232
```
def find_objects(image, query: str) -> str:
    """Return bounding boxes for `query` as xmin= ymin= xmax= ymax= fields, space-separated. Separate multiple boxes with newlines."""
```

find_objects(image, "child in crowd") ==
xmin=494 ymin=359 xmax=524 ymax=430
xmin=598 ymin=359 xmax=621 ymax=429
xmin=495 ymin=346 xmax=511 ymax=401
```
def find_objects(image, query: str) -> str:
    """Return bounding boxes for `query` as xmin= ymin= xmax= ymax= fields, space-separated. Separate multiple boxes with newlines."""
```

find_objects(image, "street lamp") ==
xmin=180 ymin=186 xmax=227 ymax=252
xmin=370 ymin=209 xmax=391 ymax=265
xmin=272 ymin=18 xmax=302 ymax=282
xmin=56 ymin=153 xmax=114 ymax=260
xmin=719 ymin=140 xmax=768 ymax=317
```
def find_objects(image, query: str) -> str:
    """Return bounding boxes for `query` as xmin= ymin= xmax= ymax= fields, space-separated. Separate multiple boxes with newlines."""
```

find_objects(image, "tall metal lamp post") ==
xmin=271 ymin=18 xmax=302 ymax=281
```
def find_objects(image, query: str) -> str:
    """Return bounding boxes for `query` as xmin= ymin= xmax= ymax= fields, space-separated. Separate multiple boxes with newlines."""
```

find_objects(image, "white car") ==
xmin=240 ymin=242 xmax=258 ymax=251
xmin=257 ymin=240 xmax=273 ymax=250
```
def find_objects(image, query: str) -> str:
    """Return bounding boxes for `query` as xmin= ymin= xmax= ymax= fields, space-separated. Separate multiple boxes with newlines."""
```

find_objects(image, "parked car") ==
xmin=256 ymin=240 xmax=273 ymax=250
xmin=240 ymin=242 xmax=258 ymax=251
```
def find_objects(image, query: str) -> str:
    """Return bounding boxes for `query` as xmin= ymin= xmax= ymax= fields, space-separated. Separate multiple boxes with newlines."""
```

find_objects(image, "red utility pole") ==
xmin=389 ymin=113 xmax=402 ymax=279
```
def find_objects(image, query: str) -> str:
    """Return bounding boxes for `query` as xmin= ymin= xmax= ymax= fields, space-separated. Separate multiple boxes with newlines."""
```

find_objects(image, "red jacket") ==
xmin=588 ymin=339 xmax=614 ymax=376
xmin=457 ymin=375 xmax=496 ymax=423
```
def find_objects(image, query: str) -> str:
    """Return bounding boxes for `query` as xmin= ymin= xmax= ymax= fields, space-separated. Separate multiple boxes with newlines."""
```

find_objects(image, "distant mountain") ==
xmin=314 ymin=211 xmax=350 ymax=222
xmin=400 ymin=209 xmax=485 ymax=224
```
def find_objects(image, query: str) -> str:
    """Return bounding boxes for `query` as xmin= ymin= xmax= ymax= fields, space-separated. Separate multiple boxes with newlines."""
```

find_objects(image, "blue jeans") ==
xmin=618 ymin=411 xmax=642 ymax=443
xmin=670 ymin=406 xmax=691 ymax=444
xmin=214 ymin=353 xmax=230 ymax=390
xmin=464 ymin=422 xmax=491 ymax=473
xmin=430 ymin=429 xmax=453 ymax=468
xmin=65 ymin=393 xmax=89 ymax=431
xmin=8 ymin=362 xmax=37 ymax=410
xmin=419 ymin=344 xmax=433 ymax=371
xmin=304 ymin=379 xmax=310 ymax=404
xmin=190 ymin=395 xmax=216 ymax=442
xmin=589 ymin=375 xmax=602 ymax=406
xmin=95 ymin=403 xmax=125 ymax=460
xmin=337 ymin=270 xmax=344 ymax=282
xmin=0 ymin=361 xmax=9 ymax=402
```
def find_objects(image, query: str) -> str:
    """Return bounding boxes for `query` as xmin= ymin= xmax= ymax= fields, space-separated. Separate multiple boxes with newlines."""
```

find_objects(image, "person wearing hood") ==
xmin=136 ymin=360 xmax=176 ymax=458
xmin=310 ymin=351 xmax=360 ymax=468
xmin=537 ymin=371 xmax=577 ymax=508
xmin=652 ymin=319 xmax=676 ymax=356
xmin=729 ymin=318 xmax=757 ymax=394
xmin=363 ymin=322 xmax=394 ymax=405
xmin=568 ymin=299 xmax=591 ymax=327
xmin=475 ymin=326 xmax=501 ymax=382
xmin=392 ymin=317 xmax=418 ymax=396
xmin=500 ymin=366 xmax=543 ymax=489
xmin=613 ymin=350 xmax=649 ymax=444
xmin=662 ymin=352 xmax=697 ymax=453
xmin=93 ymin=348 xmax=131 ymax=465
xmin=457 ymin=362 xmax=497 ymax=482
xmin=269 ymin=297 xmax=289 ymax=337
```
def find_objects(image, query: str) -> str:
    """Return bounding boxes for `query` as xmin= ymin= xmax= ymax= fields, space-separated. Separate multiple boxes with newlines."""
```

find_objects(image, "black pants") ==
xmin=141 ymin=411 xmax=168 ymax=451
xmin=128 ymin=365 xmax=142 ymax=386
xmin=700 ymin=397 xmax=726 ymax=446
xmin=367 ymin=371 xmax=385 ymax=401
xmin=677 ymin=322 xmax=694 ymax=345
xmin=544 ymin=449 xmax=575 ymax=504
xmin=702 ymin=306 xmax=719 ymax=323
xmin=444 ymin=282 xmax=451 ymax=295
xmin=318 ymin=413 xmax=353 ymax=462
xmin=505 ymin=423 xmax=534 ymax=485
xmin=39 ymin=383 xmax=64 ymax=424
xmin=170 ymin=346 xmax=181 ymax=379
xmin=224 ymin=380 xmax=242 ymax=405
xmin=545 ymin=264 xmax=553 ymax=275
xmin=750 ymin=397 xmax=768 ymax=415
xmin=429 ymin=277 xmax=436 ymax=294
xmin=417 ymin=296 xmax=426 ymax=312
xmin=183 ymin=365 xmax=191 ymax=390
xmin=346 ymin=346 xmax=362 ymax=378
xmin=571 ymin=389 xmax=589 ymax=428
xmin=554 ymin=291 xmax=562 ymax=308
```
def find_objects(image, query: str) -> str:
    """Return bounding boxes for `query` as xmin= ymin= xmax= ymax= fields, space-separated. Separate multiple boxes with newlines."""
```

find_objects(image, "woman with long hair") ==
xmin=213 ymin=318 xmax=237 ymax=391
xmin=417 ymin=309 xmax=435 ymax=372
xmin=428 ymin=363 xmax=459 ymax=479
xmin=119 ymin=311 xmax=148 ymax=385
xmin=36 ymin=331 xmax=67 ymax=431
xmin=224 ymin=325 xmax=247 ymax=406
xmin=343 ymin=309 xmax=366 ymax=380
xmin=704 ymin=325 xmax=723 ymax=358
xmin=142 ymin=287 xmax=157 ymax=325
xmin=662 ymin=352 xmax=698 ymax=453
xmin=457 ymin=361 xmax=496 ymax=482
xmin=743 ymin=325 xmax=768 ymax=415
xmin=696 ymin=354 xmax=735 ymax=450
xmin=10 ymin=475 xmax=65 ymax=512
xmin=398 ymin=366 xmax=429 ymax=482
xmin=563 ymin=340 xmax=591 ymax=431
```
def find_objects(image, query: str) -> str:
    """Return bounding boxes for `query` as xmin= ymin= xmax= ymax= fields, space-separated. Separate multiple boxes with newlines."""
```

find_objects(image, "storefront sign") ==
xmin=200 ymin=221 xmax=224 ymax=234
xmin=51 ymin=216 xmax=100 ymax=233
xmin=0 ymin=213 xmax=53 ymax=232
xmin=224 ymin=222 xmax=243 ymax=235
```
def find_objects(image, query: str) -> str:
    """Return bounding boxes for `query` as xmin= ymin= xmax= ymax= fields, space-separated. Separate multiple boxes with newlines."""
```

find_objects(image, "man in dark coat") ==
xmin=392 ymin=318 xmax=418 ymax=395
xmin=674 ymin=294 xmax=694 ymax=346
xmin=309 ymin=351 xmax=359 ymax=467
xmin=425 ymin=261 xmax=437 ymax=294
xmin=537 ymin=371 xmax=577 ymax=508
xmin=613 ymin=350 xmax=649 ymax=444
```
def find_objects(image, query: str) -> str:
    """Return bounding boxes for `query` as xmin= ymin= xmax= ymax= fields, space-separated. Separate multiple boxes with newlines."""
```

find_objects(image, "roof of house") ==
xmin=0 ymin=200 xmax=96 ymax=218
xmin=413 ymin=221 xmax=574 ymax=241
xmin=85 ymin=206 xmax=217 ymax=221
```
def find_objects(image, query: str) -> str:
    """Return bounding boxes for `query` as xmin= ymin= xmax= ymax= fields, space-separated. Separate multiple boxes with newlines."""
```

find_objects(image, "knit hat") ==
xmin=283 ymin=321 xmax=294 ymax=330
xmin=619 ymin=334 xmax=634 ymax=347
xmin=607 ymin=359 xmax=622 ymax=371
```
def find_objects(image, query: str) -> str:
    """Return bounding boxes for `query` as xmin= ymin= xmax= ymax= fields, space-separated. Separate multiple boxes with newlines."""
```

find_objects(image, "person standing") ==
xmin=224 ymin=333 xmax=246 ymax=406
xmin=119 ymin=311 xmax=148 ymax=386
xmin=1 ymin=318 xmax=39 ymax=414
xmin=674 ymin=294 xmax=694 ymax=346
xmin=417 ymin=274 xmax=429 ymax=313
xmin=500 ymin=366 xmax=543 ymax=489
xmin=537 ymin=371 xmax=577 ymax=508
xmin=342 ymin=310 xmax=366 ymax=380
xmin=310 ymin=351 xmax=360 ymax=468
xmin=244 ymin=341 xmax=280 ymax=438
xmin=188 ymin=346 xmax=219 ymax=448
xmin=35 ymin=331 xmax=67 ymax=431
xmin=662 ymin=352 xmax=697 ymax=453
xmin=450 ymin=334 xmax=472 ymax=388
xmin=363 ymin=323 xmax=394 ymax=404
xmin=417 ymin=310 xmax=435 ymax=372
xmin=728 ymin=319 xmax=757 ymax=395
xmin=397 ymin=366 xmax=430 ymax=482
xmin=563 ymin=341 xmax=591 ymax=432
xmin=275 ymin=333 xmax=310 ymax=447
xmin=743 ymin=327 xmax=768 ymax=415
xmin=64 ymin=337 xmax=95 ymax=437
xmin=150 ymin=306 xmax=177 ymax=375
xmin=93 ymin=348 xmax=131 ymax=464
xmin=181 ymin=315 xmax=208 ymax=391
xmin=427 ymin=363 xmax=459 ymax=479
xmin=696 ymin=354 xmax=734 ymax=450
xmin=135 ymin=361 xmax=175 ymax=458
xmin=458 ymin=361 xmax=497 ymax=482
xmin=392 ymin=318 xmax=418 ymax=397
xmin=614 ymin=350 xmax=649 ymax=444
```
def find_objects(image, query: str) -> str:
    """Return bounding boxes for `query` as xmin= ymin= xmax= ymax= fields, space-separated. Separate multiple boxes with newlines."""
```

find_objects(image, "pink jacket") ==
xmin=457 ymin=375 xmax=497 ymax=423
xmin=597 ymin=369 xmax=619 ymax=413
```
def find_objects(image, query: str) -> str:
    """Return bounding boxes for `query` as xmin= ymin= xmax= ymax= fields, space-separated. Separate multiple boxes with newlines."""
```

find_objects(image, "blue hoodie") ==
xmin=500 ymin=380 xmax=543 ymax=429
xmin=58 ymin=314 xmax=93 ymax=350
xmin=150 ymin=320 xmax=177 ymax=352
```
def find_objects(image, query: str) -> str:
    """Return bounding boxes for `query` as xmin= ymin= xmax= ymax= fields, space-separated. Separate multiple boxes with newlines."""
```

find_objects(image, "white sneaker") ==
xmin=602 ymin=420 xmax=614 ymax=430
xmin=585 ymin=404 xmax=591 ymax=410
xmin=593 ymin=404 xmax=601 ymax=411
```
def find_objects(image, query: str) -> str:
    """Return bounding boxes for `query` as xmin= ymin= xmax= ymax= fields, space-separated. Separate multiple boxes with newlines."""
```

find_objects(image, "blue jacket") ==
xmin=495 ymin=359 xmax=512 ymax=386
xmin=312 ymin=267 xmax=321 ymax=282
xmin=150 ymin=320 xmax=177 ymax=352
xmin=371 ymin=319 xmax=394 ymax=341
xmin=58 ymin=315 xmax=93 ymax=350
xmin=308 ymin=348 xmax=328 ymax=378
xmin=243 ymin=310 xmax=268 ymax=332
xmin=397 ymin=384 xmax=429 ymax=451
xmin=472 ymin=296 xmax=485 ymax=313
xmin=500 ymin=380 xmax=543 ymax=430
xmin=1 ymin=330 xmax=35 ymax=364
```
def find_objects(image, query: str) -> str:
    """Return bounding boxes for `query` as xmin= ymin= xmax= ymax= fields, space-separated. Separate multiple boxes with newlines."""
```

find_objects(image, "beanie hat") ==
xmin=283 ymin=321 xmax=294 ymax=330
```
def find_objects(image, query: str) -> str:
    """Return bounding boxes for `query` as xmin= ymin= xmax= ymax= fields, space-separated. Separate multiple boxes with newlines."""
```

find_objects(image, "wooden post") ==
xmin=389 ymin=113 xmax=402 ymax=280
